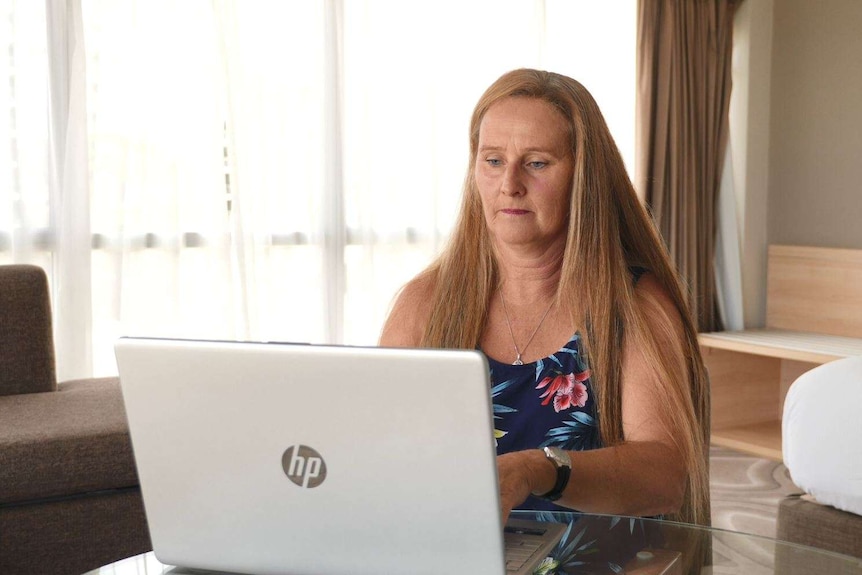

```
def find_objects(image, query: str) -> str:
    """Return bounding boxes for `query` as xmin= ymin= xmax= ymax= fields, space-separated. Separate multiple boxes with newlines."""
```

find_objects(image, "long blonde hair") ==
xmin=420 ymin=69 xmax=710 ymax=526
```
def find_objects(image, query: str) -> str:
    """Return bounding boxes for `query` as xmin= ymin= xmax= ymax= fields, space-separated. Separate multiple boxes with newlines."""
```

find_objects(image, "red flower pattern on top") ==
xmin=536 ymin=369 xmax=590 ymax=413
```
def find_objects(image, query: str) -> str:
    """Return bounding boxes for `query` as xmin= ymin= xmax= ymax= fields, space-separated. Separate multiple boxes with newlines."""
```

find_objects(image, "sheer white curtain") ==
xmin=214 ymin=1 xmax=330 ymax=346
xmin=2 ymin=0 xmax=636 ymax=378
xmin=47 ymin=0 xmax=92 ymax=380
xmin=714 ymin=141 xmax=745 ymax=331
xmin=1 ymin=0 xmax=92 ymax=380
xmin=0 ymin=1 xmax=51 ymax=269
xmin=84 ymin=0 xmax=237 ymax=375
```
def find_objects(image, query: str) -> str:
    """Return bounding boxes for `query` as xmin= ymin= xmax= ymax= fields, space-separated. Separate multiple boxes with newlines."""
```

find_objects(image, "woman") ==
xmin=379 ymin=69 xmax=710 ymax=527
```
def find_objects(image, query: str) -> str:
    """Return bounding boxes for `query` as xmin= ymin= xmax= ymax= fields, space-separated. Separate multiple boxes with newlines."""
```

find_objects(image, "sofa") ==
xmin=0 ymin=264 xmax=151 ymax=574
xmin=774 ymin=356 xmax=862 ymax=572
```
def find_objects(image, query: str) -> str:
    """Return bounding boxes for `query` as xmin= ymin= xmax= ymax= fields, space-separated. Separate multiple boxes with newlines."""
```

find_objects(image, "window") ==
xmin=2 ymin=0 xmax=635 ymax=378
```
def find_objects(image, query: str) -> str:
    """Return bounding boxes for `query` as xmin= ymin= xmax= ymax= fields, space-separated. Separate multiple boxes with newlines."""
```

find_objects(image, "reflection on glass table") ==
xmin=86 ymin=511 xmax=862 ymax=575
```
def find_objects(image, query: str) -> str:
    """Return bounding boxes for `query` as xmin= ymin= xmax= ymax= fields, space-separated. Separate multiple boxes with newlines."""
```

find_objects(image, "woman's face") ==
xmin=474 ymin=97 xmax=574 ymax=254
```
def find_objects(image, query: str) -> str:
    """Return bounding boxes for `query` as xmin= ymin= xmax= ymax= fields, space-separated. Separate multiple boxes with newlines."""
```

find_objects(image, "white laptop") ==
xmin=114 ymin=337 xmax=565 ymax=575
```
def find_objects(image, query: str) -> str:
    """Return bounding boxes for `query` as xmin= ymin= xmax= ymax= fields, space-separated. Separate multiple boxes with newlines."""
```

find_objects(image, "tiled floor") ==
xmin=709 ymin=445 xmax=800 ymax=539
xmin=706 ymin=446 xmax=802 ymax=573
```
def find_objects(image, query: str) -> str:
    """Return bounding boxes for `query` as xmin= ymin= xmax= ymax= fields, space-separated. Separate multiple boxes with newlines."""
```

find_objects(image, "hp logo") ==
xmin=282 ymin=445 xmax=327 ymax=488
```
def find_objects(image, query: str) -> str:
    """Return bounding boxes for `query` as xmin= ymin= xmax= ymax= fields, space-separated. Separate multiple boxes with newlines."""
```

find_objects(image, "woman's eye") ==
xmin=527 ymin=161 xmax=547 ymax=169
xmin=486 ymin=158 xmax=502 ymax=167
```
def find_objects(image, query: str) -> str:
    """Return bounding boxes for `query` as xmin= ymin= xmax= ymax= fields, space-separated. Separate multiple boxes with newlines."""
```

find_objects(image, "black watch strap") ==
xmin=537 ymin=446 xmax=571 ymax=501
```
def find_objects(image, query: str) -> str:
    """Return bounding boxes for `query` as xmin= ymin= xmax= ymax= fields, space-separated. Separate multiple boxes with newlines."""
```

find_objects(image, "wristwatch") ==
xmin=535 ymin=446 xmax=571 ymax=501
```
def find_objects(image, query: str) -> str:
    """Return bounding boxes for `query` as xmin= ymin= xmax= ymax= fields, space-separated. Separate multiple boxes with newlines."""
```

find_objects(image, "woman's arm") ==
xmin=497 ymin=273 xmax=692 ymax=520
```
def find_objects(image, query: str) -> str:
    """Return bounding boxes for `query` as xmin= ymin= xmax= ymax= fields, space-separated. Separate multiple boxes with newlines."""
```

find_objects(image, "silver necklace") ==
xmin=498 ymin=290 xmax=555 ymax=365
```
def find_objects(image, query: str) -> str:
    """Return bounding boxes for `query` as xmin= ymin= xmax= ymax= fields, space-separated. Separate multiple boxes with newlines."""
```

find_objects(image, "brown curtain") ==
xmin=636 ymin=0 xmax=737 ymax=333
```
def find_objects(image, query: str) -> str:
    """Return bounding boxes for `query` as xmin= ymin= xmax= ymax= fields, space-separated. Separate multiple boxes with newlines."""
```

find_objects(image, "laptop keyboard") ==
xmin=504 ymin=524 xmax=553 ymax=573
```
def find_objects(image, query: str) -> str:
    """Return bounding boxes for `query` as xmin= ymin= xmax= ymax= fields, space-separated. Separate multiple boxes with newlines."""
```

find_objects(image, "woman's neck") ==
xmin=494 ymin=242 xmax=565 ymax=304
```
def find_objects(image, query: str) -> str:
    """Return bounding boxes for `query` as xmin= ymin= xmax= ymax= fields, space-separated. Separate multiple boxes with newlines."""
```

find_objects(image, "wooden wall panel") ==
xmin=767 ymin=245 xmax=862 ymax=337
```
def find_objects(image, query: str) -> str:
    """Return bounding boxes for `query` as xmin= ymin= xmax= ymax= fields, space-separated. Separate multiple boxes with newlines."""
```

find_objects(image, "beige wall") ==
xmin=768 ymin=0 xmax=862 ymax=249
xmin=731 ymin=0 xmax=862 ymax=327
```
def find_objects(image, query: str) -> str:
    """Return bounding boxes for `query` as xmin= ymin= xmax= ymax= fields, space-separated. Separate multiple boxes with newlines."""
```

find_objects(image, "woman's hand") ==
xmin=496 ymin=450 xmax=556 ymax=522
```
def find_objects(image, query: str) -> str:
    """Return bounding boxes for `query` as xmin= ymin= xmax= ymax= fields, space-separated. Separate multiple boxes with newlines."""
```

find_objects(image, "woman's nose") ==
xmin=500 ymin=164 xmax=525 ymax=196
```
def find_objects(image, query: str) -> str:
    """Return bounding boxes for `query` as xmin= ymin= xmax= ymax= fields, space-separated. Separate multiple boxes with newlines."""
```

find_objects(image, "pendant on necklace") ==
xmin=499 ymin=289 xmax=554 ymax=370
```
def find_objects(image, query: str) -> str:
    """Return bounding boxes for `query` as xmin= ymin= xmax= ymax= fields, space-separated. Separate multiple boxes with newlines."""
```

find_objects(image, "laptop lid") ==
xmin=115 ymin=337 xmax=508 ymax=575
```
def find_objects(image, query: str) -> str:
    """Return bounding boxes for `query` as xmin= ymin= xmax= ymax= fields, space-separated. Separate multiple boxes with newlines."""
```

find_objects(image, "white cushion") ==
xmin=782 ymin=356 xmax=862 ymax=516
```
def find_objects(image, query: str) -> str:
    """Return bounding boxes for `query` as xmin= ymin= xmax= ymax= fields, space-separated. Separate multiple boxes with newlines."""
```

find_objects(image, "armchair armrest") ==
xmin=0 ymin=265 xmax=57 ymax=395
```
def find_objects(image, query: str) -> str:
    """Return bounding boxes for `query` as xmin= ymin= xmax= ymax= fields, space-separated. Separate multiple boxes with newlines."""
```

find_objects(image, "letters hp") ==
xmin=282 ymin=445 xmax=327 ymax=488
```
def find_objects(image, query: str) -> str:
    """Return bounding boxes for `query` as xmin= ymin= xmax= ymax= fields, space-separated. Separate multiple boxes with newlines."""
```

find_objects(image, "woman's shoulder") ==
xmin=378 ymin=271 xmax=438 ymax=348
xmin=631 ymin=270 xmax=686 ymax=331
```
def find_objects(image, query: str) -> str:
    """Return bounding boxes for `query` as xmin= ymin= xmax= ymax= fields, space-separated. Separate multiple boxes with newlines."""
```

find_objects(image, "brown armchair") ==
xmin=0 ymin=264 xmax=151 ymax=574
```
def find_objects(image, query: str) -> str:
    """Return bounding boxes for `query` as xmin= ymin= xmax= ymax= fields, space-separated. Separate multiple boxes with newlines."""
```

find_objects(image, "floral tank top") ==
xmin=487 ymin=334 xmax=596 ymax=512
xmin=485 ymin=267 xmax=647 ymax=513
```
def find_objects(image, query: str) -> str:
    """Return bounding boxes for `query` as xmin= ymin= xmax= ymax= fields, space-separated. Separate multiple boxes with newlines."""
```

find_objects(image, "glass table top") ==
xmin=86 ymin=511 xmax=862 ymax=575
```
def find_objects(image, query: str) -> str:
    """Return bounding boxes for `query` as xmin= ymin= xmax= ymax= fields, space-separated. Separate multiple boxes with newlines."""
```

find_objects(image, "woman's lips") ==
xmin=501 ymin=209 xmax=530 ymax=215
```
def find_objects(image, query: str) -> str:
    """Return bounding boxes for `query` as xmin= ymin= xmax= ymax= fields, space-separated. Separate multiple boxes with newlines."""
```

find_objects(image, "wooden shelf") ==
xmin=700 ymin=245 xmax=862 ymax=464
xmin=701 ymin=345 xmax=819 ymax=463
xmin=697 ymin=330 xmax=861 ymax=364
xmin=712 ymin=421 xmax=783 ymax=461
